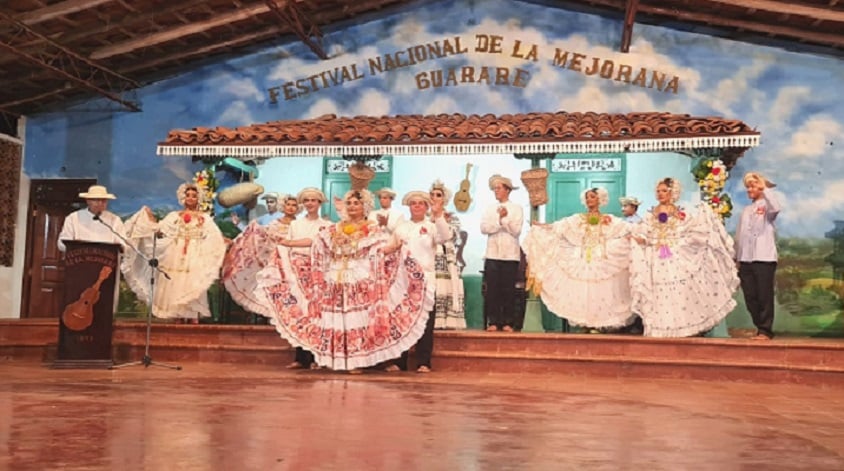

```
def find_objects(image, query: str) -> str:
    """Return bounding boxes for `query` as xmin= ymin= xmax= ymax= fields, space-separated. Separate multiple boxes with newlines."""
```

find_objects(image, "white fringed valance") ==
xmin=157 ymin=134 xmax=761 ymax=158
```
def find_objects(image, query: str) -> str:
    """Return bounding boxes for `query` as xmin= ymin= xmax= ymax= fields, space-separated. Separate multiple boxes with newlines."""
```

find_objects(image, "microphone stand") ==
xmin=95 ymin=213 xmax=181 ymax=371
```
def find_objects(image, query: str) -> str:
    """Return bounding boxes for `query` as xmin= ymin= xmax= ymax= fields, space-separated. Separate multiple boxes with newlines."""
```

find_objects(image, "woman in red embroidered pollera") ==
xmin=257 ymin=189 xmax=430 ymax=372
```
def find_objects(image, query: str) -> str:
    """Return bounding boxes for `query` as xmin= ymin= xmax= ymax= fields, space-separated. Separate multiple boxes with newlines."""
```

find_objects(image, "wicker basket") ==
xmin=349 ymin=161 xmax=375 ymax=191
xmin=520 ymin=168 xmax=549 ymax=207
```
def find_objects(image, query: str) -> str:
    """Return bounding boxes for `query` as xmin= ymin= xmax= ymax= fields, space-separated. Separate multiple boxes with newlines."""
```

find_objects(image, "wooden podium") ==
xmin=53 ymin=240 xmax=121 ymax=369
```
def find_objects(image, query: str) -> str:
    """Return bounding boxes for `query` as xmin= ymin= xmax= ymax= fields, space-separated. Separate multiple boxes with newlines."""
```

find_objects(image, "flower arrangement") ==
xmin=692 ymin=158 xmax=732 ymax=220
xmin=193 ymin=166 xmax=219 ymax=214
xmin=341 ymin=221 xmax=370 ymax=237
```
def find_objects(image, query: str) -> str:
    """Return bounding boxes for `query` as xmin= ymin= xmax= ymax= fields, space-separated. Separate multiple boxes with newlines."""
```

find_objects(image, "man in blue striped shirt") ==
xmin=735 ymin=172 xmax=781 ymax=340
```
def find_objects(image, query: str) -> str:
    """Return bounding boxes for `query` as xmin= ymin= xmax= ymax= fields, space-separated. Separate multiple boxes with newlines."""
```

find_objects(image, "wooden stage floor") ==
xmin=3 ymin=320 xmax=844 ymax=469
xmin=1 ymin=360 xmax=844 ymax=470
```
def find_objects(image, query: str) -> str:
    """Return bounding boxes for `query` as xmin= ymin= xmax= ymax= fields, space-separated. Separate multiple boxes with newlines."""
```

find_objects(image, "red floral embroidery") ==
xmin=677 ymin=211 xmax=686 ymax=220
xmin=182 ymin=213 xmax=191 ymax=223
xmin=756 ymin=206 xmax=766 ymax=215
xmin=420 ymin=226 xmax=428 ymax=235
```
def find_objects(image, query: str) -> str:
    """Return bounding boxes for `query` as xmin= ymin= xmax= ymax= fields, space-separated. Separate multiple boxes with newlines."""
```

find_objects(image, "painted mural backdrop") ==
xmin=24 ymin=0 xmax=844 ymax=335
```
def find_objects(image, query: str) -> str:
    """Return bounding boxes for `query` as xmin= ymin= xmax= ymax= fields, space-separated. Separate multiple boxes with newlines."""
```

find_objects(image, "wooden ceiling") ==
xmin=0 ymin=0 xmax=842 ymax=119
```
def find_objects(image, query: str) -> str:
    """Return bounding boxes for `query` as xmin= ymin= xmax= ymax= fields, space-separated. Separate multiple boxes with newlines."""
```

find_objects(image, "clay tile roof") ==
xmin=158 ymin=111 xmax=760 ymax=164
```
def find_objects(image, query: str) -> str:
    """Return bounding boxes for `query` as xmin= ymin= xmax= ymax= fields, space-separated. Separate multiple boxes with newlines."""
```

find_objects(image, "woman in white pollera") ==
xmin=523 ymin=187 xmax=634 ymax=332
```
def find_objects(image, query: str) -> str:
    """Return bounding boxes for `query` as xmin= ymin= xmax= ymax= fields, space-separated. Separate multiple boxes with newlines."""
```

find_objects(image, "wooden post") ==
xmin=621 ymin=0 xmax=640 ymax=53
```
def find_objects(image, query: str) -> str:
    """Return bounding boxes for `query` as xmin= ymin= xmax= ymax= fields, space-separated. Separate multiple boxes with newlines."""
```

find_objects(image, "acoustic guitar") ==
xmin=453 ymin=163 xmax=473 ymax=212
xmin=61 ymin=265 xmax=113 ymax=331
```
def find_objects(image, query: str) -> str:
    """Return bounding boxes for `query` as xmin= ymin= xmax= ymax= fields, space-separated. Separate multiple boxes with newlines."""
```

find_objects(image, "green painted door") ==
xmin=541 ymin=154 xmax=626 ymax=331
xmin=322 ymin=157 xmax=393 ymax=221
xmin=545 ymin=154 xmax=626 ymax=221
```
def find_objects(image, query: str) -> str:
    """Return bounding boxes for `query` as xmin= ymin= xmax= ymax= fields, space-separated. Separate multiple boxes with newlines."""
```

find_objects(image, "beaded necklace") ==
xmin=177 ymin=210 xmax=205 ymax=255
xmin=580 ymin=212 xmax=610 ymax=262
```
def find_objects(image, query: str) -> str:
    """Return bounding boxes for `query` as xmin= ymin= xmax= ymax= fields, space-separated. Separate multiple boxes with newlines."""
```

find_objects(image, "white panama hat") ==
xmin=79 ymin=185 xmax=116 ymax=200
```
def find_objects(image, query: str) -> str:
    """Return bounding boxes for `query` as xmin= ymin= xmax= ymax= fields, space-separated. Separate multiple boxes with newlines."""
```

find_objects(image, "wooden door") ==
xmin=21 ymin=179 xmax=96 ymax=318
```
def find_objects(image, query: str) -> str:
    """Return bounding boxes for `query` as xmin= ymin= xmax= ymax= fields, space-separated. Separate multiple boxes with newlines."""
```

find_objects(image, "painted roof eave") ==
xmin=157 ymin=134 xmax=761 ymax=159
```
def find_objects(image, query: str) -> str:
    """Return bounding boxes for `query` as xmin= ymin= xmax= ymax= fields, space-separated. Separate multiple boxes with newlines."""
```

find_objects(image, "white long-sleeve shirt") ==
xmin=368 ymin=208 xmax=405 ymax=235
xmin=287 ymin=216 xmax=332 ymax=254
xmin=57 ymin=209 xmax=126 ymax=252
xmin=392 ymin=216 xmax=451 ymax=275
xmin=480 ymin=200 xmax=523 ymax=261
xmin=735 ymin=189 xmax=781 ymax=262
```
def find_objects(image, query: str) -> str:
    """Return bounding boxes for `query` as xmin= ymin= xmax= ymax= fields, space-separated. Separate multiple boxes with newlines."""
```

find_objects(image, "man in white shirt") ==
xmin=480 ymin=174 xmax=524 ymax=332
xmin=58 ymin=185 xmax=126 ymax=252
xmin=368 ymin=187 xmax=405 ymax=234
xmin=386 ymin=190 xmax=451 ymax=373
xmin=232 ymin=192 xmax=284 ymax=230
xmin=619 ymin=196 xmax=643 ymax=224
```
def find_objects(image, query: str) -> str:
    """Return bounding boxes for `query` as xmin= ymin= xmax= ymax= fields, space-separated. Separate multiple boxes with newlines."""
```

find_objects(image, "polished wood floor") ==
xmin=1 ymin=360 xmax=843 ymax=470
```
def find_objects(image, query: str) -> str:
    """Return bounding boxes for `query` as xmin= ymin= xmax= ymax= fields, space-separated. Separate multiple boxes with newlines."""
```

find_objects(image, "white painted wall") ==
xmin=0 ymin=124 xmax=28 ymax=319
xmin=625 ymin=152 xmax=700 ymax=211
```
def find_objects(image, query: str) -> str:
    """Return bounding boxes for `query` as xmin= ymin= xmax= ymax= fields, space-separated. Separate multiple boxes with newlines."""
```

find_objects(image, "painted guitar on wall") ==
xmin=453 ymin=163 xmax=473 ymax=212
xmin=61 ymin=265 xmax=113 ymax=331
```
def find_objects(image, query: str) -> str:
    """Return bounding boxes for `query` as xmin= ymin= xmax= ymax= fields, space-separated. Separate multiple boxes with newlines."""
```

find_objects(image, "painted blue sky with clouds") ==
xmin=25 ymin=0 xmax=844 ymax=237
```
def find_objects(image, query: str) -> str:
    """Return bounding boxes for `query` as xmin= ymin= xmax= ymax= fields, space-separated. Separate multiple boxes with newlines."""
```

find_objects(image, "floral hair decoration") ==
xmin=580 ymin=187 xmax=610 ymax=208
xmin=343 ymin=189 xmax=375 ymax=216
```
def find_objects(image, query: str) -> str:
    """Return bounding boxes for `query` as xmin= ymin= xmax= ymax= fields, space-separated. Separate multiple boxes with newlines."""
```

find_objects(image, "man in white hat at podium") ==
xmin=58 ymin=184 xmax=126 ymax=252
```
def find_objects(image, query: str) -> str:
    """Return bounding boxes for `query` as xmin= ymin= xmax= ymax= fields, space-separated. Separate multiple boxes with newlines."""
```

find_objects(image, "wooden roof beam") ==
xmin=89 ymin=3 xmax=272 ymax=60
xmin=0 ymin=10 xmax=141 ymax=112
xmin=0 ymin=104 xmax=20 ymax=117
xmin=702 ymin=0 xmax=844 ymax=23
xmin=265 ymin=0 xmax=327 ymax=60
xmin=0 ymin=88 xmax=70 ymax=112
xmin=644 ymin=3 xmax=844 ymax=48
xmin=89 ymin=0 xmax=401 ymax=61
xmin=0 ymin=0 xmax=211 ymax=58
xmin=15 ymin=0 xmax=115 ymax=26
xmin=0 ymin=5 xmax=277 ymax=90
xmin=119 ymin=26 xmax=284 ymax=74
xmin=578 ymin=0 xmax=844 ymax=48
xmin=620 ymin=0 xmax=639 ymax=53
